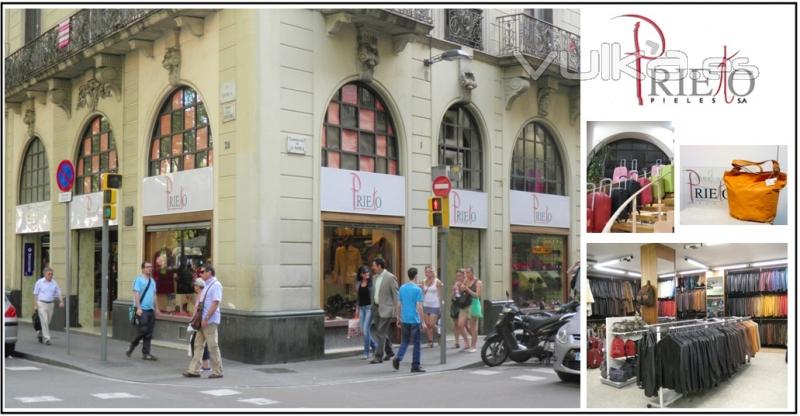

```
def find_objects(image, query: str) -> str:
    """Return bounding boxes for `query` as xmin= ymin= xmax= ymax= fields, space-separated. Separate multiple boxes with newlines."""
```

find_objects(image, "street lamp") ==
xmin=424 ymin=49 xmax=472 ymax=66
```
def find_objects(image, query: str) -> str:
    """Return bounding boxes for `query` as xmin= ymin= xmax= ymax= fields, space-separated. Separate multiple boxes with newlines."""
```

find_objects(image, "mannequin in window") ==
xmin=365 ymin=237 xmax=389 ymax=269
xmin=333 ymin=237 xmax=360 ymax=295
xmin=153 ymin=246 xmax=175 ymax=295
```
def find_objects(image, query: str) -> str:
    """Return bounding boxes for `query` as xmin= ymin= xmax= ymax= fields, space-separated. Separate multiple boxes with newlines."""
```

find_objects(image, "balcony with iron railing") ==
xmin=497 ymin=13 xmax=580 ymax=72
xmin=385 ymin=9 xmax=433 ymax=25
xmin=443 ymin=9 xmax=484 ymax=50
xmin=5 ymin=9 xmax=158 ymax=93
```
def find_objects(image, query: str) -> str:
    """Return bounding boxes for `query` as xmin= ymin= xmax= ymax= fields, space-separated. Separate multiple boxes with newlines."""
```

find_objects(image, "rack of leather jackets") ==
xmin=725 ymin=267 xmax=788 ymax=294
xmin=726 ymin=295 xmax=787 ymax=318
xmin=658 ymin=299 xmax=676 ymax=317
xmin=635 ymin=317 xmax=760 ymax=407
xmin=589 ymin=277 xmax=639 ymax=317
xmin=676 ymin=287 xmax=706 ymax=318
xmin=754 ymin=319 xmax=787 ymax=347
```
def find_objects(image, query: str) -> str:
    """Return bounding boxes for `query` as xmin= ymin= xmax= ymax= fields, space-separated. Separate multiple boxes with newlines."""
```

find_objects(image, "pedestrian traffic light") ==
xmin=428 ymin=196 xmax=449 ymax=228
xmin=103 ymin=189 xmax=117 ymax=221
xmin=101 ymin=173 xmax=122 ymax=190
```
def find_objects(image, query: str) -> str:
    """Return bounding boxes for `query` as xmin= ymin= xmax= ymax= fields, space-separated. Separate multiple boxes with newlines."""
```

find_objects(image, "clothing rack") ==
xmin=647 ymin=316 xmax=751 ymax=408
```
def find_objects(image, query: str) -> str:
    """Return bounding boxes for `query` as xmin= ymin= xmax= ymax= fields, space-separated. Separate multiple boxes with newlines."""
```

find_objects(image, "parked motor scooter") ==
xmin=481 ymin=301 xmax=577 ymax=367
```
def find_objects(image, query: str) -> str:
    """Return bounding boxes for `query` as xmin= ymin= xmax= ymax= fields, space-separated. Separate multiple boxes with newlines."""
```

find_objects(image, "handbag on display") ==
xmin=610 ymin=335 xmax=626 ymax=358
xmin=723 ymin=159 xmax=787 ymax=223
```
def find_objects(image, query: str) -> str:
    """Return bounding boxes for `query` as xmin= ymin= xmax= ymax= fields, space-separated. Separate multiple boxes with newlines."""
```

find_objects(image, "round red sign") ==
xmin=56 ymin=160 xmax=75 ymax=192
xmin=432 ymin=176 xmax=452 ymax=197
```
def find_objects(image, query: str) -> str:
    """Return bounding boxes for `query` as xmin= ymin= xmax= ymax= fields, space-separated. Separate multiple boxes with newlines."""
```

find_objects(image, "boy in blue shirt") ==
xmin=392 ymin=267 xmax=427 ymax=373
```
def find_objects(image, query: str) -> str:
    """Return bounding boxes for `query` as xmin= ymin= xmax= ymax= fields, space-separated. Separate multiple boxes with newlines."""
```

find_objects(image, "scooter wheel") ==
xmin=481 ymin=335 xmax=508 ymax=367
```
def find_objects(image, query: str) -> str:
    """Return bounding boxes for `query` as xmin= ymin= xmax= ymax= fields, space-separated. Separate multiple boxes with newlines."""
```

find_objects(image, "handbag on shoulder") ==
xmin=723 ymin=159 xmax=787 ymax=223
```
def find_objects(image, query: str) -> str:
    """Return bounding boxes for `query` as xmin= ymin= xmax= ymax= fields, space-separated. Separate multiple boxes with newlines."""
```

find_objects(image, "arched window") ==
xmin=438 ymin=105 xmax=482 ymax=190
xmin=322 ymin=82 xmax=399 ymax=175
xmin=510 ymin=122 xmax=565 ymax=195
xmin=75 ymin=115 xmax=117 ymax=195
xmin=19 ymin=137 xmax=50 ymax=204
xmin=149 ymin=86 xmax=212 ymax=176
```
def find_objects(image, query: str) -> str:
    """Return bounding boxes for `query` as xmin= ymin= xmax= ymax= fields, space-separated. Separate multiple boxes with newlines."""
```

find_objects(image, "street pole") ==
xmin=439 ymin=227 xmax=448 ymax=365
xmin=100 ymin=218 xmax=109 ymax=361
xmin=65 ymin=203 xmax=71 ymax=354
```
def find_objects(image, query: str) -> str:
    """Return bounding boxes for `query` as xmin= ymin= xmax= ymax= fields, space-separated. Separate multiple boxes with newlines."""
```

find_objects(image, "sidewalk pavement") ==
xmin=9 ymin=322 xmax=484 ymax=387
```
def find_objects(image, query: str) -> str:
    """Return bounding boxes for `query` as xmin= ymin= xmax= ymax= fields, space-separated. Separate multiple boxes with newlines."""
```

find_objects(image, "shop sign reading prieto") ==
xmin=69 ymin=192 xmax=119 ymax=229
xmin=15 ymin=201 xmax=52 ymax=234
xmin=321 ymin=167 xmax=405 ymax=216
xmin=681 ymin=167 xmax=728 ymax=206
xmin=509 ymin=190 xmax=570 ymax=228
xmin=448 ymin=189 xmax=488 ymax=229
xmin=142 ymin=167 xmax=214 ymax=216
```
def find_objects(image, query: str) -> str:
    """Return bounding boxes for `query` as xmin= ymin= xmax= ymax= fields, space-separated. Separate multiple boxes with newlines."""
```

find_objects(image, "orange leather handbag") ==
xmin=723 ymin=160 xmax=787 ymax=223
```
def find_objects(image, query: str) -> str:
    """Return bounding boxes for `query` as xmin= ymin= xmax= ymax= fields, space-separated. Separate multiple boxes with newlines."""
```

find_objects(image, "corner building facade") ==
xmin=4 ymin=8 xmax=580 ymax=363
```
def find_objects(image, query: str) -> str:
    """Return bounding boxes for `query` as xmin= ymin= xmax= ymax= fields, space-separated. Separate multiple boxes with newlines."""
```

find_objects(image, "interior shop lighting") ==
xmin=684 ymin=257 xmax=709 ymax=269
xmin=713 ymin=263 xmax=749 ymax=271
xmin=594 ymin=266 xmax=628 ymax=275
xmin=679 ymin=269 xmax=709 ymax=275
xmin=750 ymin=259 xmax=788 ymax=267
xmin=627 ymin=271 xmax=642 ymax=277
xmin=595 ymin=255 xmax=634 ymax=268
xmin=658 ymin=272 xmax=676 ymax=278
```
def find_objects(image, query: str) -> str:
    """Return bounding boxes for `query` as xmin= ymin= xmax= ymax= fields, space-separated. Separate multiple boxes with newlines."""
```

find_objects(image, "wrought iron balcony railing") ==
xmin=5 ymin=9 xmax=157 ymax=92
xmin=497 ymin=13 xmax=580 ymax=71
xmin=386 ymin=9 xmax=433 ymax=25
xmin=445 ymin=9 xmax=483 ymax=50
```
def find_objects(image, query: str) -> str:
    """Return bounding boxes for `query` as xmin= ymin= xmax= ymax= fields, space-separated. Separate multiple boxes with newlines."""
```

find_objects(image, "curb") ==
xmin=11 ymin=351 xmax=93 ymax=375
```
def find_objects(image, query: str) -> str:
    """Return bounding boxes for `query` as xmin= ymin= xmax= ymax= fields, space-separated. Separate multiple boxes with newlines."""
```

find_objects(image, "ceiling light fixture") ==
xmin=713 ymin=263 xmax=749 ymax=271
xmin=627 ymin=271 xmax=642 ymax=277
xmin=679 ymin=269 xmax=709 ymax=275
xmin=594 ymin=266 xmax=627 ymax=275
xmin=684 ymin=257 xmax=708 ymax=269
xmin=750 ymin=259 xmax=788 ymax=267
xmin=659 ymin=272 xmax=676 ymax=278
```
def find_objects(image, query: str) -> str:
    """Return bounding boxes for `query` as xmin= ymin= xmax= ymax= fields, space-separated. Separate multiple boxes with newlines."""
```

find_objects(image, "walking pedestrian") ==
xmin=421 ymin=266 xmax=443 ymax=348
xmin=356 ymin=265 xmax=379 ymax=359
xmin=126 ymin=261 xmax=160 ymax=360
xmin=392 ymin=267 xmax=426 ymax=373
xmin=369 ymin=258 xmax=398 ymax=364
xmin=452 ymin=269 xmax=471 ymax=350
xmin=33 ymin=267 xmax=64 ymax=345
xmin=464 ymin=266 xmax=483 ymax=352
xmin=183 ymin=264 xmax=224 ymax=378
xmin=188 ymin=278 xmax=210 ymax=371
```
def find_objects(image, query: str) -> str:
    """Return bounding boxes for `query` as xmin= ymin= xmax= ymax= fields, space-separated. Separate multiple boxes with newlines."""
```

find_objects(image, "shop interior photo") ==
xmin=586 ymin=243 xmax=788 ymax=409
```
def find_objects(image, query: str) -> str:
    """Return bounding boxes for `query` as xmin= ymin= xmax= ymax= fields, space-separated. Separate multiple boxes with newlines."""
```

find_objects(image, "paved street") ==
xmin=5 ymin=357 xmax=578 ymax=409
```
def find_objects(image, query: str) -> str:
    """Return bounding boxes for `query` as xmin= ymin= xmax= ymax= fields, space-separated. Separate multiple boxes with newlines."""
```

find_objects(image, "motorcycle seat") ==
xmin=522 ymin=315 xmax=561 ymax=330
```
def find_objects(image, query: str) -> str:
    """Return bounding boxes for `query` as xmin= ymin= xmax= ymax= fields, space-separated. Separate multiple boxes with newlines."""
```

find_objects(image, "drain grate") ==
xmin=255 ymin=367 xmax=296 ymax=374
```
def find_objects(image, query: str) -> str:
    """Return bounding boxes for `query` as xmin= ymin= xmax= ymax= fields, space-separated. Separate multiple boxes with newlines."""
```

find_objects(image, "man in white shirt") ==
xmin=33 ymin=267 xmax=64 ymax=345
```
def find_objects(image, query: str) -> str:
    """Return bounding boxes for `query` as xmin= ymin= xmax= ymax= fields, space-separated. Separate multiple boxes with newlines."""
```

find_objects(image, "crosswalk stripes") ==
xmin=201 ymin=389 xmax=242 ymax=397
xmin=527 ymin=368 xmax=556 ymax=375
xmin=513 ymin=375 xmax=547 ymax=382
xmin=470 ymin=370 xmax=501 ymax=376
xmin=92 ymin=393 xmax=141 ymax=399
xmin=238 ymin=398 xmax=280 ymax=406
xmin=16 ymin=396 xmax=62 ymax=403
xmin=6 ymin=366 xmax=41 ymax=371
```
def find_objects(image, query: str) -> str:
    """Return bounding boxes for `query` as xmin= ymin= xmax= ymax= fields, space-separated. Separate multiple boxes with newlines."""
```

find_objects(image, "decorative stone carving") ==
xmin=459 ymin=59 xmax=478 ymax=102
xmin=392 ymin=33 xmax=415 ymax=55
xmin=174 ymin=16 xmax=204 ymax=37
xmin=537 ymin=76 xmax=560 ymax=118
xmin=356 ymin=26 xmax=379 ymax=82
xmin=324 ymin=12 xmax=352 ymax=36
xmin=162 ymin=45 xmax=182 ymax=86
xmin=48 ymin=78 xmax=72 ymax=118
xmin=77 ymin=78 xmax=113 ymax=111
xmin=504 ymin=76 xmax=531 ymax=110
xmin=96 ymin=66 xmax=121 ymax=100
xmin=23 ymin=107 xmax=35 ymax=136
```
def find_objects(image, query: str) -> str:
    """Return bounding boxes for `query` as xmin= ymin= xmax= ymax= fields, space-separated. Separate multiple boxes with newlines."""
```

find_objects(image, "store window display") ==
xmin=510 ymin=234 xmax=565 ymax=309
xmin=145 ymin=226 xmax=211 ymax=317
xmin=323 ymin=224 xmax=399 ymax=320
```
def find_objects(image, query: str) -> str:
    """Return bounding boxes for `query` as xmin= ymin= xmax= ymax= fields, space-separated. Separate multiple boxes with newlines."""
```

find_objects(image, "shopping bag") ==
xmin=347 ymin=318 xmax=361 ymax=339
xmin=723 ymin=160 xmax=787 ymax=223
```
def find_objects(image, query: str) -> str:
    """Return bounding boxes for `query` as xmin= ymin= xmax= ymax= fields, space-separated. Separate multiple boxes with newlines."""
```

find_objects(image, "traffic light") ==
xmin=103 ymin=189 xmax=117 ymax=221
xmin=428 ymin=196 xmax=449 ymax=228
xmin=101 ymin=173 xmax=122 ymax=190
